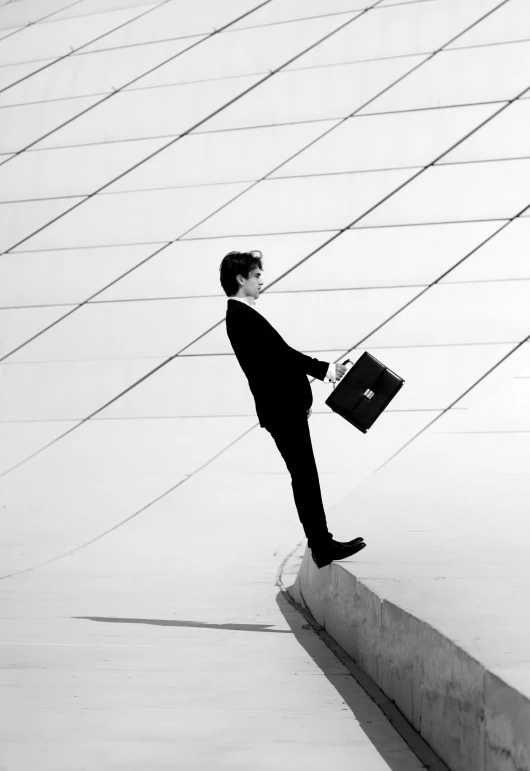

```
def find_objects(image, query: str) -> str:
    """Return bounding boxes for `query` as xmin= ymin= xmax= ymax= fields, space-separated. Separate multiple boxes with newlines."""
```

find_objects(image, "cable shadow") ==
xmin=74 ymin=615 xmax=292 ymax=634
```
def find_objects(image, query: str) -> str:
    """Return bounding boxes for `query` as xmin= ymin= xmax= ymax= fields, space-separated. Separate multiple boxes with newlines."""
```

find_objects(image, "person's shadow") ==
xmin=73 ymin=615 xmax=292 ymax=634
xmin=73 ymin=591 xmax=444 ymax=769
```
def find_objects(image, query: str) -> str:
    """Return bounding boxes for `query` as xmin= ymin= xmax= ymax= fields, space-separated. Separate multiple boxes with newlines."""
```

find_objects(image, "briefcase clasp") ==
xmin=363 ymin=389 xmax=375 ymax=400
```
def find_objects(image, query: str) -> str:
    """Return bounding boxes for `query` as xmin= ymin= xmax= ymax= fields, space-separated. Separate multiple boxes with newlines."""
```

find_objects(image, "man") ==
xmin=219 ymin=250 xmax=366 ymax=569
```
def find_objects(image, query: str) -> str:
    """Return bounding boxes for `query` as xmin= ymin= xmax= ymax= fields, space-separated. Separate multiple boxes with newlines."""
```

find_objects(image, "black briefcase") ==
xmin=325 ymin=352 xmax=404 ymax=433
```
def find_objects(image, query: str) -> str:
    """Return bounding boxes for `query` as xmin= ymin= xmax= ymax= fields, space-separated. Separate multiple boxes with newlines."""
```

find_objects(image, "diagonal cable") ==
xmin=0 ymin=0 xmax=88 ymax=43
xmin=0 ymin=0 xmax=521 ymax=481
xmin=0 ymin=1 xmax=521 ymax=471
xmin=2 ymin=328 xmax=528 ymax=581
xmin=0 ymin=1 xmax=391 ymax=355
xmin=0 ymin=0 xmax=512 ymax=246
xmin=0 ymin=2 xmax=379 ymax=250
xmin=1 ymin=65 xmax=526 ymax=364
xmin=373 ymin=332 xmax=530 ymax=473
xmin=0 ymin=0 xmax=277 ymax=168
xmin=0 ymin=420 xmax=259 ymax=580
xmin=0 ymin=0 xmax=516 ymax=364
xmin=0 ymin=0 xmax=175 ymax=95
xmin=4 ymin=209 xmax=525 ymax=577
xmin=1 ymin=150 xmax=528 ymax=480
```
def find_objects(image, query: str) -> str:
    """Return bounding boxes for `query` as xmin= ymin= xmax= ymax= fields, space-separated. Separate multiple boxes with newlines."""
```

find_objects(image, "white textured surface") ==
xmin=107 ymin=121 xmax=336 ymax=191
xmin=285 ymin=0 xmax=501 ymax=66
xmin=82 ymin=0 xmax=264 ymax=48
xmin=19 ymin=183 xmax=249 ymax=250
xmin=0 ymin=7 xmax=151 ymax=64
xmin=189 ymin=168 xmax=416 ymax=235
xmin=36 ymin=74 xmax=262 ymax=148
xmin=0 ymin=0 xmax=88 ymax=30
xmin=203 ymin=55 xmax=426 ymax=130
xmin=268 ymin=221 xmax=500 ymax=289
xmin=0 ymin=245 xmax=157 ymax=306
xmin=136 ymin=14 xmax=355 ymax=87
xmin=0 ymin=95 xmax=102 ymax=153
xmin=271 ymin=104 xmax=499 ymax=175
xmin=0 ymin=38 xmax=198 ymax=106
xmin=360 ymin=159 xmax=530 ymax=225
xmin=447 ymin=0 xmax=530 ymax=48
xmin=360 ymin=41 xmax=530 ymax=113
xmin=232 ymin=0 xmax=368 ymax=28
xmin=0 ymin=139 xmax=169 ymax=200
xmin=440 ymin=99 xmax=530 ymax=163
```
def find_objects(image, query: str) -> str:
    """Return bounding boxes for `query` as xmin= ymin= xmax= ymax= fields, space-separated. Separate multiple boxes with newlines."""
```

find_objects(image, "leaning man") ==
xmin=220 ymin=250 xmax=366 ymax=568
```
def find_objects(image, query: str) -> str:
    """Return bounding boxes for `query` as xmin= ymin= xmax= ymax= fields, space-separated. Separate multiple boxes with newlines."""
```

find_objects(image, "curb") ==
xmin=279 ymin=545 xmax=530 ymax=771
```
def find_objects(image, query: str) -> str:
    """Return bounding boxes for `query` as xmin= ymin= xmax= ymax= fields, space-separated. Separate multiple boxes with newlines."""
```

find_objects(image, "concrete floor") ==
xmin=1 ymin=468 xmax=427 ymax=770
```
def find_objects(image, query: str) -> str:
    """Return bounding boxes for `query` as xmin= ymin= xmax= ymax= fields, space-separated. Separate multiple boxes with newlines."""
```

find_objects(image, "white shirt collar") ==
xmin=228 ymin=296 xmax=258 ymax=310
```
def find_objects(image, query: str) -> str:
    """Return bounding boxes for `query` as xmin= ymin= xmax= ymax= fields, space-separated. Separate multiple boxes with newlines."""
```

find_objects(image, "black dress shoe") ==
xmin=311 ymin=539 xmax=366 ymax=569
xmin=333 ymin=537 xmax=364 ymax=548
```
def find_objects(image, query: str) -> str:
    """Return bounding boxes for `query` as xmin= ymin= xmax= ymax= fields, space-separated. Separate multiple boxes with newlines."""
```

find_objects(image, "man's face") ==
xmin=238 ymin=266 xmax=264 ymax=301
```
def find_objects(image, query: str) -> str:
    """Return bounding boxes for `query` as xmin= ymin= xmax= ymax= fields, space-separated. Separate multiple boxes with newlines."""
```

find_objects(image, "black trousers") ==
xmin=264 ymin=412 xmax=333 ymax=550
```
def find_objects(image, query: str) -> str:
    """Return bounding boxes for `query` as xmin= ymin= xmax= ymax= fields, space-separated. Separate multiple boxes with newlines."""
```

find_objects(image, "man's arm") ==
xmin=253 ymin=312 xmax=329 ymax=380
xmin=283 ymin=342 xmax=330 ymax=381
xmin=228 ymin=306 xmax=333 ymax=382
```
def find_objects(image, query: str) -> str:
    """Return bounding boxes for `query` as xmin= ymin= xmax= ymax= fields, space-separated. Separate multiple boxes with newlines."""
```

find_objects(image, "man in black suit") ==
xmin=220 ymin=250 xmax=366 ymax=568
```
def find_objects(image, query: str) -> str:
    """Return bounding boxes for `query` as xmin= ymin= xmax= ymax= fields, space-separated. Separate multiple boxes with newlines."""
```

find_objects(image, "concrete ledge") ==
xmin=286 ymin=548 xmax=530 ymax=771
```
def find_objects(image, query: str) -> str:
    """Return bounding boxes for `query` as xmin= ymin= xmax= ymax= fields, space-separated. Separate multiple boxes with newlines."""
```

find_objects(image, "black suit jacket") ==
xmin=226 ymin=299 xmax=329 ymax=429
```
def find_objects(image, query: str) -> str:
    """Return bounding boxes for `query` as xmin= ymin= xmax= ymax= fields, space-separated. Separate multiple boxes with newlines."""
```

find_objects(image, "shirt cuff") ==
xmin=325 ymin=363 xmax=336 ymax=382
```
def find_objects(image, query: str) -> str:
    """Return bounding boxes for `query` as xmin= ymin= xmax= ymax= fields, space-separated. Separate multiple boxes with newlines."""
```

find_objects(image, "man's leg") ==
xmin=265 ymin=413 xmax=333 ymax=549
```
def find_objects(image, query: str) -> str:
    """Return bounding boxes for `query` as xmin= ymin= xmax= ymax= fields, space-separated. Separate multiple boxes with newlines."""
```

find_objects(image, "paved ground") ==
xmin=1 ymin=468 xmax=427 ymax=771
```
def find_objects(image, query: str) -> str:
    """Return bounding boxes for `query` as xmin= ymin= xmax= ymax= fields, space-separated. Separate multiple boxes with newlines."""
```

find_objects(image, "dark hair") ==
xmin=219 ymin=250 xmax=264 ymax=297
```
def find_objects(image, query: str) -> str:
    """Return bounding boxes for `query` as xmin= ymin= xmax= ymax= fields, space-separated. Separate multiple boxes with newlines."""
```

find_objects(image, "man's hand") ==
xmin=335 ymin=363 xmax=347 ymax=382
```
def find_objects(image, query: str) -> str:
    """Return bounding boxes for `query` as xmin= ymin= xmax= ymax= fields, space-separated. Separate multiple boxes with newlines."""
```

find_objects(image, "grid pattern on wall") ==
xmin=0 ymin=0 xmax=529 ymax=574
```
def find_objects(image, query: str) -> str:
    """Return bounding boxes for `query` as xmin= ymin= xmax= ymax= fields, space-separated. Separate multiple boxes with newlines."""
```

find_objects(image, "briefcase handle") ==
xmin=332 ymin=359 xmax=352 ymax=390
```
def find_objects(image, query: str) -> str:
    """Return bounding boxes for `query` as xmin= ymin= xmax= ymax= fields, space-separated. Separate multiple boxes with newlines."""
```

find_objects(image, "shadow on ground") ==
xmin=274 ymin=589 xmax=429 ymax=771
xmin=74 ymin=615 xmax=292 ymax=633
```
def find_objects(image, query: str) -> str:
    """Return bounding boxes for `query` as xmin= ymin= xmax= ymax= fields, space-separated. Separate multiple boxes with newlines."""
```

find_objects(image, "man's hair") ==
xmin=219 ymin=250 xmax=264 ymax=297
